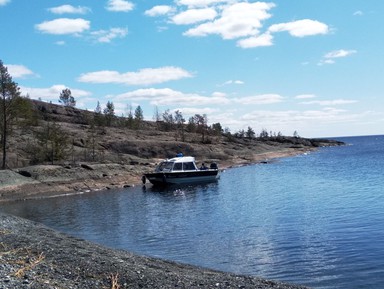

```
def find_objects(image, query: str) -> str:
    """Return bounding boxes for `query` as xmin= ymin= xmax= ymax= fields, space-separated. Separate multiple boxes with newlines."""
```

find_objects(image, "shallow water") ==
xmin=1 ymin=135 xmax=383 ymax=288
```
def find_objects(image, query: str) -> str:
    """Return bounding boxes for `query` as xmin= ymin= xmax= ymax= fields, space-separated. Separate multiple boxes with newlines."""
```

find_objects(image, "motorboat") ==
xmin=142 ymin=154 xmax=219 ymax=186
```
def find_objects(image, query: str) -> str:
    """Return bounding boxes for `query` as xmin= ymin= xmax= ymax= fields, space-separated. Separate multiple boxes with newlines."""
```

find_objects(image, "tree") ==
xmin=194 ymin=114 xmax=208 ymax=143
xmin=0 ymin=60 xmax=21 ymax=169
xmin=59 ymin=88 xmax=76 ymax=107
xmin=211 ymin=122 xmax=223 ymax=136
xmin=174 ymin=110 xmax=185 ymax=141
xmin=162 ymin=109 xmax=174 ymax=131
xmin=187 ymin=116 xmax=197 ymax=133
xmin=246 ymin=126 xmax=255 ymax=139
xmin=134 ymin=105 xmax=144 ymax=129
xmin=259 ymin=128 xmax=269 ymax=139
xmin=103 ymin=101 xmax=115 ymax=126
xmin=34 ymin=121 xmax=69 ymax=164
xmin=93 ymin=101 xmax=105 ymax=127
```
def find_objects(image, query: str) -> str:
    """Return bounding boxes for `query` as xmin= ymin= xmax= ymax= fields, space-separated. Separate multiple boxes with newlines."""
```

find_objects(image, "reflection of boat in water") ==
xmin=142 ymin=154 xmax=219 ymax=186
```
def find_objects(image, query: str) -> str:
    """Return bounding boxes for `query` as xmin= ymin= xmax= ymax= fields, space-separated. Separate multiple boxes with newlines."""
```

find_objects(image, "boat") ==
xmin=142 ymin=154 xmax=219 ymax=186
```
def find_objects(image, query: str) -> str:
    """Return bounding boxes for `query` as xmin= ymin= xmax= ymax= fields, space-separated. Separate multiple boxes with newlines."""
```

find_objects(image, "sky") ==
xmin=1 ymin=0 xmax=383 ymax=138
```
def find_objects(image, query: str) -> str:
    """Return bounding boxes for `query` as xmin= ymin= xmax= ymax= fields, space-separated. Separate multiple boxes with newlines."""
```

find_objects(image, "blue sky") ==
xmin=1 ymin=0 xmax=383 ymax=138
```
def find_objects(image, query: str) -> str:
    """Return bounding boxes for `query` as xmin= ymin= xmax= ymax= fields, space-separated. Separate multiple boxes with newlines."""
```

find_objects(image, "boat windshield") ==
xmin=156 ymin=161 xmax=174 ymax=172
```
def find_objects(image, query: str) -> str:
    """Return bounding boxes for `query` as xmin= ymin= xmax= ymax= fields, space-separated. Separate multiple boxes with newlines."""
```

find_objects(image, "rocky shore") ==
xmin=0 ymin=150 xmax=316 ymax=289
xmin=0 ymin=212 xmax=309 ymax=289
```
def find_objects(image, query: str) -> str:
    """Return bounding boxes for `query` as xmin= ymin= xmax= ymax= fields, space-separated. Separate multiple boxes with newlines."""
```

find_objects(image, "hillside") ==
xmin=0 ymin=100 xmax=343 ymax=201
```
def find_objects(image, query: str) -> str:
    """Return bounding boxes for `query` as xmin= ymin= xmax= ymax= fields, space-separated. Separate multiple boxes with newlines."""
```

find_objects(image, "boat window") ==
xmin=173 ymin=163 xmax=182 ymax=171
xmin=156 ymin=161 xmax=174 ymax=172
xmin=183 ymin=162 xmax=196 ymax=171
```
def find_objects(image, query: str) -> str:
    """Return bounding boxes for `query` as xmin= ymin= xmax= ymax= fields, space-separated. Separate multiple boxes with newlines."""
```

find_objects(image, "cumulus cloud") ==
xmin=90 ymin=27 xmax=128 ymax=43
xmin=147 ymin=1 xmax=329 ymax=49
xmin=106 ymin=0 xmax=134 ymax=12
xmin=184 ymin=2 xmax=275 ymax=39
xmin=112 ymin=88 xmax=230 ymax=106
xmin=172 ymin=8 xmax=217 ymax=25
xmin=20 ymin=85 xmax=91 ymax=102
xmin=48 ymin=5 xmax=91 ymax=14
xmin=145 ymin=5 xmax=175 ymax=17
xmin=268 ymin=19 xmax=329 ymax=37
xmin=78 ymin=66 xmax=193 ymax=85
xmin=35 ymin=18 xmax=90 ymax=35
xmin=5 ymin=64 xmax=36 ymax=78
xmin=234 ymin=94 xmax=284 ymax=105
xmin=237 ymin=32 xmax=273 ymax=48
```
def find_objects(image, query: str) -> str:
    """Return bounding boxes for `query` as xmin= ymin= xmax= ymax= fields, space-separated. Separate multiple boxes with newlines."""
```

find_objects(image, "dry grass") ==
xmin=13 ymin=251 xmax=45 ymax=277
xmin=109 ymin=273 xmax=121 ymax=289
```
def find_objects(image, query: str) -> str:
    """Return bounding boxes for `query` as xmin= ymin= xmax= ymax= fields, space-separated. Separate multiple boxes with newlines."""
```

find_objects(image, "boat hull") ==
xmin=144 ymin=170 xmax=219 ymax=186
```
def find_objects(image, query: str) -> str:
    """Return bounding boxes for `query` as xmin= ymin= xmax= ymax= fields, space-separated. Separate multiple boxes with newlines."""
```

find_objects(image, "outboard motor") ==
xmin=210 ymin=163 xmax=218 ymax=170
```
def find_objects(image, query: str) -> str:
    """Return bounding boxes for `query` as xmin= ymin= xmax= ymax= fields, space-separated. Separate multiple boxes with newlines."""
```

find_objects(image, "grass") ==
xmin=109 ymin=273 xmax=121 ymax=289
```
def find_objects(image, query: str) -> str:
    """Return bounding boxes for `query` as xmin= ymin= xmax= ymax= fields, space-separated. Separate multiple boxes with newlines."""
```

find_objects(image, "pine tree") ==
xmin=59 ymin=88 xmax=76 ymax=107
xmin=134 ymin=105 xmax=144 ymax=129
xmin=0 ymin=60 xmax=21 ymax=169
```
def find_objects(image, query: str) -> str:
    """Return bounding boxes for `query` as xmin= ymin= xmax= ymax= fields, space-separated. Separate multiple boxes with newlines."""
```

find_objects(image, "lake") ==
xmin=1 ymin=135 xmax=383 ymax=288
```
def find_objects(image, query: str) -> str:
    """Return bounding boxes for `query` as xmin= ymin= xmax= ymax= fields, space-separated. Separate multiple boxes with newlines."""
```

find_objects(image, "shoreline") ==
xmin=0 ymin=148 xmax=311 ymax=203
xmin=0 ymin=212 xmax=309 ymax=289
xmin=0 ymin=149 xmax=314 ymax=288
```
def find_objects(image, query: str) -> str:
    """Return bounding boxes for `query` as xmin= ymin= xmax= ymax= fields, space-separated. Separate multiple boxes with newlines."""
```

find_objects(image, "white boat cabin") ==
xmin=155 ymin=156 xmax=199 ymax=173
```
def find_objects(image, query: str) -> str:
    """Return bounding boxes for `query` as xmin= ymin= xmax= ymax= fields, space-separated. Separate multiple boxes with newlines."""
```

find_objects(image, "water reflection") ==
xmin=1 ymin=137 xmax=384 ymax=289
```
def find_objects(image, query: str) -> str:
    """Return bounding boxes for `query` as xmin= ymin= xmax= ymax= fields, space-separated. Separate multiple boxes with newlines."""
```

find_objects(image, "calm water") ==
xmin=1 ymin=135 xmax=384 ymax=288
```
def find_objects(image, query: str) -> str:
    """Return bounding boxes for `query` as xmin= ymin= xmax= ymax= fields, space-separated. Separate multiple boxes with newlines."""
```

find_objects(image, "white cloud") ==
xmin=0 ymin=0 xmax=10 ymax=6
xmin=237 ymin=32 xmax=273 ymax=48
xmin=234 ymin=94 xmax=284 ymax=105
xmin=318 ymin=49 xmax=357 ymax=65
xmin=91 ymin=27 xmax=128 ymax=43
xmin=238 ymin=107 xmax=359 ymax=136
xmin=35 ymin=18 xmax=90 ymax=35
xmin=78 ymin=66 xmax=193 ymax=85
xmin=176 ymin=0 xmax=227 ymax=8
xmin=353 ymin=10 xmax=363 ymax=16
xmin=145 ymin=5 xmax=175 ymax=17
xmin=5 ymin=64 xmax=36 ymax=78
xmin=20 ymin=85 xmax=91 ymax=102
xmin=295 ymin=94 xmax=316 ymax=99
xmin=172 ymin=8 xmax=217 ymax=25
xmin=324 ymin=49 xmax=357 ymax=59
xmin=220 ymin=80 xmax=244 ymax=86
xmin=106 ymin=0 xmax=134 ymax=12
xmin=300 ymin=99 xmax=358 ymax=106
xmin=48 ymin=5 xmax=91 ymax=14
xmin=112 ymin=88 xmax=230 ymax=106
xmin=268 ymin=19 xmax=329 ymax=37
xmin=184 ymin=2 xmax=275 ymax=39
xmin=172 ymin=107 xmax=218 ymax=115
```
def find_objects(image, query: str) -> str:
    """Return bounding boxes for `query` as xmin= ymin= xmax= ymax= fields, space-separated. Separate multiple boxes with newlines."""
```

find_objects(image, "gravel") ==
xmin=0 ymin=212 xmax=309 ymax=289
